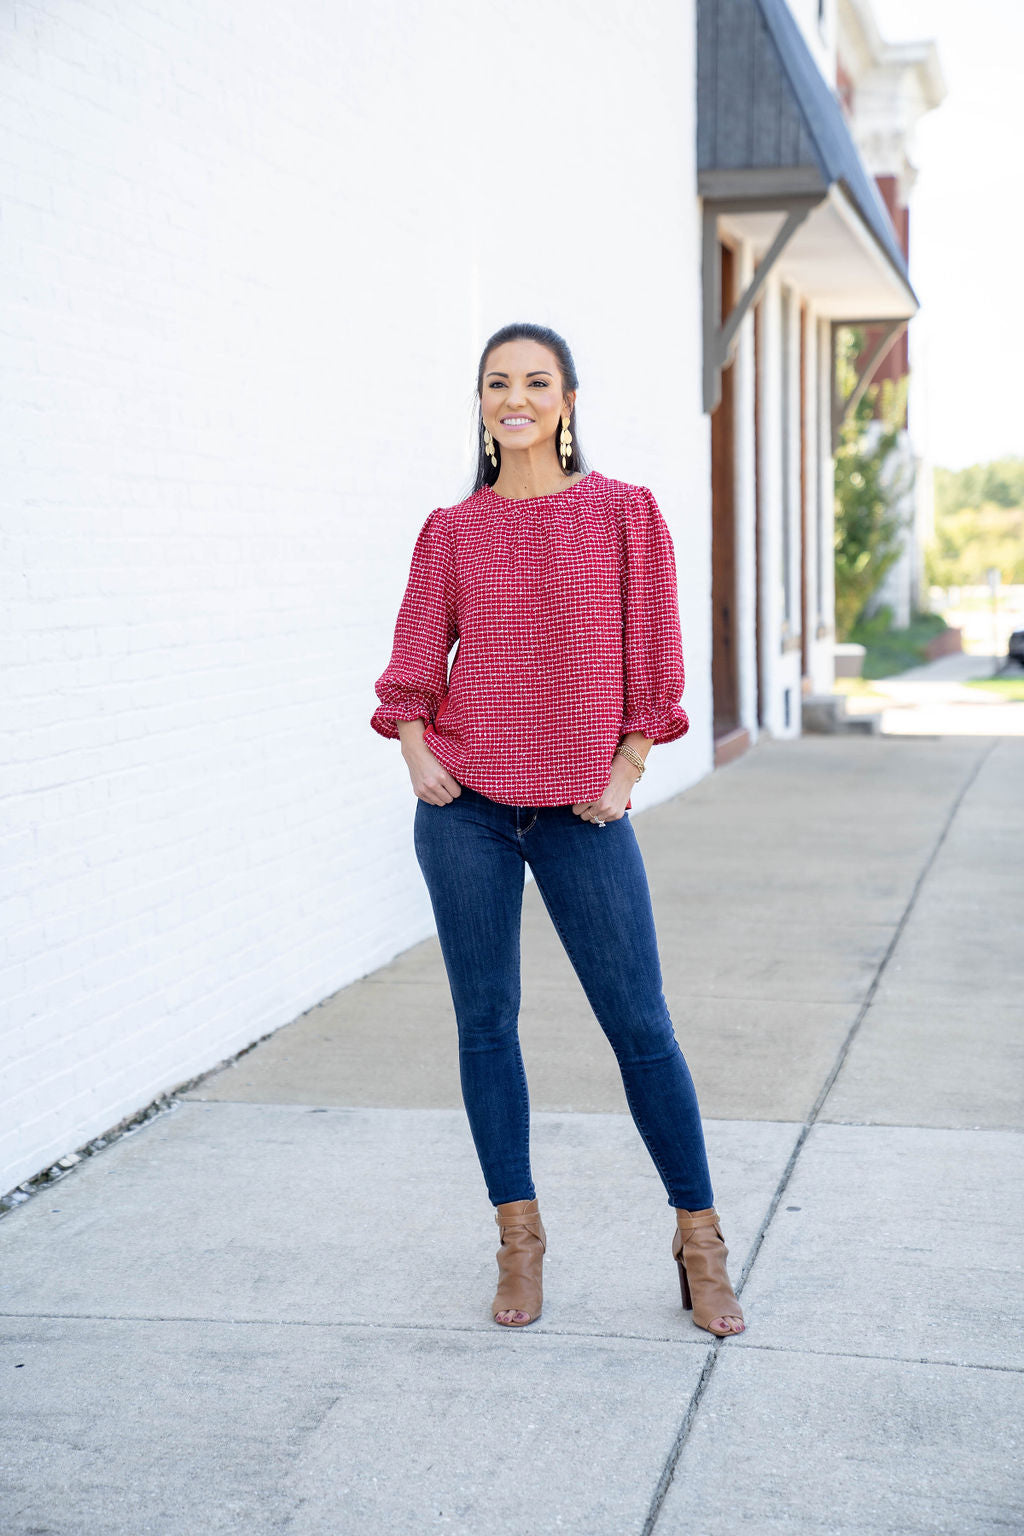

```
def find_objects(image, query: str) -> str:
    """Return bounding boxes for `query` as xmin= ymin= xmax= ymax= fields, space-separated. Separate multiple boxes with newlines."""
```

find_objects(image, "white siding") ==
xmin=755 ymin=273 xmax=803 ymax=739
xmin=804 ymin=307 xmax=837 ymax=696
xmin=782 ymin=285 xmax=806 ymax=719
xmin=789 ymin=0 xmax=837 ymax=78
xmin=816 ymin=317 xmax=839 ymax=653
xmin=732 ymin=242 xmax=761 ymax=743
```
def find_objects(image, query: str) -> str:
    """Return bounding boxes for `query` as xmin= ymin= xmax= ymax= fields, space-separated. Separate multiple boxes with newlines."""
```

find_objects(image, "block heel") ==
xmin=492 ymin=1197 xmax=546 ymax=1327
xmin=672 ymin=1206 xmax=745 ymax=1337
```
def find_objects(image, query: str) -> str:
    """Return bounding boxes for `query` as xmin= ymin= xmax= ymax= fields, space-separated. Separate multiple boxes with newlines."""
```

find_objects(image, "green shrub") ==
xmin=833 ymin=329 xmax=912 ymax=640
xmin=848 ymin=605 xmax=948 ymax=678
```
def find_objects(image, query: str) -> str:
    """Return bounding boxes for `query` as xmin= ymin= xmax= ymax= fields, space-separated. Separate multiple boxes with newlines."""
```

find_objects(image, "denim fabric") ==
xmin=412 ymin=783 xmax=714 ymax=1210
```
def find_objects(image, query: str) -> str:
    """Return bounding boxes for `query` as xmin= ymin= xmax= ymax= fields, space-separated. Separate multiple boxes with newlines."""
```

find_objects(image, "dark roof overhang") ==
xmin=698 ymin=0 xmax=918 ymax=413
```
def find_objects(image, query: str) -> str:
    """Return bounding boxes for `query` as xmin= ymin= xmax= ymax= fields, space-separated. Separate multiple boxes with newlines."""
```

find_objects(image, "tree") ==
xmin=927 ymin=458 xmax=1024 ymax=586
xmin=832 ymin=328 xmax=912 ymax=640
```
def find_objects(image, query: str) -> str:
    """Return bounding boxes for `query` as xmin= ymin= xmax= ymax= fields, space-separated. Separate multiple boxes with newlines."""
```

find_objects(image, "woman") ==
xmin=371 ymin=321 xmax=744 ymax=1338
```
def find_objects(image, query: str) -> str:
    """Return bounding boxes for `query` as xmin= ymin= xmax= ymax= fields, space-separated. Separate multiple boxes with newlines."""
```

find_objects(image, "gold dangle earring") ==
xmin=482 ymin=424 xmax=498 ymax=469
xmin=559 ymin=415 xmax=573 ymax=471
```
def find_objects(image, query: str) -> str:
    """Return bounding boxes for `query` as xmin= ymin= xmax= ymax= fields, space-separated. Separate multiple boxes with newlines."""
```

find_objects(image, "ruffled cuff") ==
xmin=621 ymin=702 xmax=690 ymax=746
xmin=370 ymin=692 xmax=437 ymax=740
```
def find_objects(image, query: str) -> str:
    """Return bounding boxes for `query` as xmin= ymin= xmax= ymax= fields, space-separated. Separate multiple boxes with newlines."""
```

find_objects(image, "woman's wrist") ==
xmin=615 ymin=735 xmax=651 ymax=783
xmin=620 ymin=732 xmax=653 ymax=762
xmin=611 ymin=753 xmax=642 ymax=786
xmin=397 ymin=717 xmax=428 ymax=755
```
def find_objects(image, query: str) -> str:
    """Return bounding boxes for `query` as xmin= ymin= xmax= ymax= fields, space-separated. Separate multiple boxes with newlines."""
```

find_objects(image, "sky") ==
xmin=873 ymin=0 xmax=1024 ymax=471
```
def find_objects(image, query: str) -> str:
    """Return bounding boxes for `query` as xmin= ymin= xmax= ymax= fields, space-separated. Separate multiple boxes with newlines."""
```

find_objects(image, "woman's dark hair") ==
xmin=466 ymin=321 xmax=589 ymax=495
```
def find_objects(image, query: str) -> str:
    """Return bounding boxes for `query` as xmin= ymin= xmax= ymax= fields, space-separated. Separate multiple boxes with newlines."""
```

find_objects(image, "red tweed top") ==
xmin=370 ymin=469 xmax=689 ymax=808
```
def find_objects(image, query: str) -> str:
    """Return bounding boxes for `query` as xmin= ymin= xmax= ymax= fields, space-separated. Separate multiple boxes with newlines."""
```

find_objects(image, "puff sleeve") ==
xmin=620 ymin=486 xmax=690 ymax=745
xmin=371 ymin=508 xmax=458 ymax=740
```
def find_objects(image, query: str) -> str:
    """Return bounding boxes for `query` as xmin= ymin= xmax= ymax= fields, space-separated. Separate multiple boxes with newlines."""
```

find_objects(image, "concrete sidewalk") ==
xmin=843 ymin=651 xmax=1024 ymax=736
xmin=2 ymin=736 xmax=1022 ymax=1534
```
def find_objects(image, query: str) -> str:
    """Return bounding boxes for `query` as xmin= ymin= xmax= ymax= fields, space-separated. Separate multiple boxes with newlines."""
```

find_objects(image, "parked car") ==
xmin=1009 ymin=629 xmax=1024 ymax=666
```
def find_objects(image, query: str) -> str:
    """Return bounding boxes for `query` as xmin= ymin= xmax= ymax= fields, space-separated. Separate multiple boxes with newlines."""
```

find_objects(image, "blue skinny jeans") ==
xmin=412 ymin=784 xmax=714 ymax=1211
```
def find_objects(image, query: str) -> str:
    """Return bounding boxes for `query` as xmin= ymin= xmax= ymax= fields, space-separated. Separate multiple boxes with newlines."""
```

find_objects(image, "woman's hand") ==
xmin=397 ymin=720 xmax=462 ymax=805
xmin=572 ymin=755 xmax=638 ymax=823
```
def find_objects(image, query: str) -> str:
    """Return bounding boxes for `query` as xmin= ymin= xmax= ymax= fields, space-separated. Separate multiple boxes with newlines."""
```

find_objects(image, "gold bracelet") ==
xmin=615 ymin=744 xmax=646 ymax=777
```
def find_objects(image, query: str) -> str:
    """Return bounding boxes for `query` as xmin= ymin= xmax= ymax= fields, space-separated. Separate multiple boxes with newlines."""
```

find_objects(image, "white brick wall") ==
xmin=1 ymin=0 xmax=712 ymax=1194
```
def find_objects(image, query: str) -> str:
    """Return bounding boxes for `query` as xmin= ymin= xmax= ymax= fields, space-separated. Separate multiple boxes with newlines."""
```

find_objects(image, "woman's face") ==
xmin=480 ymin=340 xmax=575 ymax=459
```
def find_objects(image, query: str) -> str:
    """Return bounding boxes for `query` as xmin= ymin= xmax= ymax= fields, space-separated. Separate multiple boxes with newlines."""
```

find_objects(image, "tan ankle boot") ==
xmin=672 ymin=1207 xmax=745 ymax=1336
xmin=492 ymin=1198 xmax=546 ymax=1327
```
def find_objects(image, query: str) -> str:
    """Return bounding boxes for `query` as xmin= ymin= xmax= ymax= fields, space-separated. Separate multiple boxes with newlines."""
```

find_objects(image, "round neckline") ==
xmin=481 ymin=469 xmax=596 ymax=505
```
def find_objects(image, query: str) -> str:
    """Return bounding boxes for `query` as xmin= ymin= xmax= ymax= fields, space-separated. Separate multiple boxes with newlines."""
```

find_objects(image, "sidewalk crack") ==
xmin=641 ymin=739 xmax=997 ymax=1536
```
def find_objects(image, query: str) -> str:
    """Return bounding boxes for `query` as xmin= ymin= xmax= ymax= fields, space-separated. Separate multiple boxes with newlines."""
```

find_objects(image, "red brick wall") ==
xmin=836 ymin=58 xmax=855 ymax=117
xmin=854 ymin=176 xmax=910 ymax=419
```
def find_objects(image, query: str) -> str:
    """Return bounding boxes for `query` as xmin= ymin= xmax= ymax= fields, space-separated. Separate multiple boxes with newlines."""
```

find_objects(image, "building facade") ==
xmin=835 ymin=0 xmax=946 ymax=627
xmin=695 ymin=0 xmax=941 ymax=750
xmin=1 ymin=0 xmax=938 ymax=1197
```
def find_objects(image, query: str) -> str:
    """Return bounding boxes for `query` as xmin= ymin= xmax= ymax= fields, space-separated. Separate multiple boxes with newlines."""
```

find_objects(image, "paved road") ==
xmin=2 ymin=734 xmax=1021 ymax=1534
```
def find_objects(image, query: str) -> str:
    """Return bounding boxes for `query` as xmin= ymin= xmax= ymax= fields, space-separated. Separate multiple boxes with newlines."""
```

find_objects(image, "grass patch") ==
xmin=832 ymin=677 xmax=889 ymax=703
xmin=964 ymin=677 xmax=1024 ymax=701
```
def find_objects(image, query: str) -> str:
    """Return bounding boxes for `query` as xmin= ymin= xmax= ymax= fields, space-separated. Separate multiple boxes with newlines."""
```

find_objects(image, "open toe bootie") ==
xmin=492 ymin=1198 xmax=546 ymax=1327
xmin=672 ymin=1206 xmax=745 ymax=1337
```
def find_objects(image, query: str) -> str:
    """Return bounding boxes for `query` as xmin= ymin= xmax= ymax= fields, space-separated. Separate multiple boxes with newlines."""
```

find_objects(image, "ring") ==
xmin=595 ymin=819 xmax=606 ymax=827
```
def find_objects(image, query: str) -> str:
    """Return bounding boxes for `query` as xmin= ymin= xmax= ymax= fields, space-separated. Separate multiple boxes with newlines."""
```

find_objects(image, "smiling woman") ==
xmin=370 ymin=320 xmax=745 ymax=1340
xmin=471 ymin=321 xmax=590 ymax=499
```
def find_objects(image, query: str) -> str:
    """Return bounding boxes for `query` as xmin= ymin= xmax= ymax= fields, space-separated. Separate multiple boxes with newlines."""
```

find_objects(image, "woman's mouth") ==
xmin=499 ymin=416 xmax=535 ymax=430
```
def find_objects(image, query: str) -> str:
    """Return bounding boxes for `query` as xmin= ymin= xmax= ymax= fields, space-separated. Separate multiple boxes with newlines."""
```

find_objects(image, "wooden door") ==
xmin=711 ymin=241 xmax=740 ymax=741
